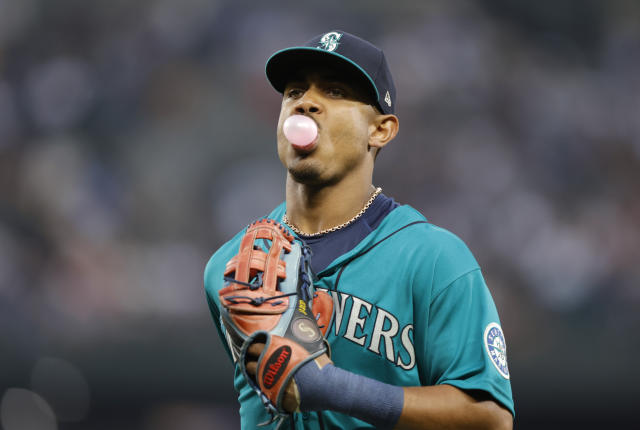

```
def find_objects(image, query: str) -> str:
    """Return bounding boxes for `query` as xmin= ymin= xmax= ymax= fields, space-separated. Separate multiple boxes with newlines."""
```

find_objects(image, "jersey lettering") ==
xmin=332 ymin=292 xmax=350 ymax=337
xmin=368 ymin=307 xmax=399 ymax=362
xmin=324 ymin=289 xmax=416 ymax=370
xmin=344 ymin=297 xmax=372 ymax=346
xmin=397 ymin=324 xmax=415 ymax=370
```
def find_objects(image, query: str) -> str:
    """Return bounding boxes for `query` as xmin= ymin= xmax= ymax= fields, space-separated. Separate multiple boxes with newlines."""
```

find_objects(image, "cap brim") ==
xmin=265 ymin=47 xmax=380 ymax=103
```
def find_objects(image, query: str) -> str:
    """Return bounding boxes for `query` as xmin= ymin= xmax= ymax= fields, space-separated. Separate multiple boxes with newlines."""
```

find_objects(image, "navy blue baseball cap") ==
xmin=265 ymin=30 xmax=396 ymax=115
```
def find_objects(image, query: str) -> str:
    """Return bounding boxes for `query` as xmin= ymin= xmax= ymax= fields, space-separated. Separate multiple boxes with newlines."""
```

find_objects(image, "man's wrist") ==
xmin=294 ymin=361 xmax=404 ymax=430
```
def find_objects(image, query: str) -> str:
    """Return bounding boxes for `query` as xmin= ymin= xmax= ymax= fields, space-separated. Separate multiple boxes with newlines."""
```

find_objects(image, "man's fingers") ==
xmin=282 ymin=380 xmax=300 ymax=413
xmin=245 ymin=342 xmax=266 ymax=379
xmin=246 ymin=361 xmax=257 ymax=377
xmin=246 ymin=342 xmax=266 ymax=358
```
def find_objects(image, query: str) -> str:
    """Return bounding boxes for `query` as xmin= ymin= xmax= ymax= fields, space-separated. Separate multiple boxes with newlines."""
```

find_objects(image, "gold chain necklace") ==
xmin=283 ymin=187 xmax=382 ymax=237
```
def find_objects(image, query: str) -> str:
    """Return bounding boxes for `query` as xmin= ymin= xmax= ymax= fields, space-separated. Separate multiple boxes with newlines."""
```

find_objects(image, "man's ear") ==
xmin=368 ymin=114 xmax=399 ymax=150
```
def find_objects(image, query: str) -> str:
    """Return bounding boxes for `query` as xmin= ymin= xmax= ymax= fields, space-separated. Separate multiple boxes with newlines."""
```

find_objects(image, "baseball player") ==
xmin=205 ymin=30 xmax=514 ymax=429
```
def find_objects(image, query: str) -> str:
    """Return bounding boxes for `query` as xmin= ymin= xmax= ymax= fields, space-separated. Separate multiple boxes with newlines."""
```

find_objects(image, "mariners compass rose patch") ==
xmin=484 ymin=323 xmax=510 ymax=379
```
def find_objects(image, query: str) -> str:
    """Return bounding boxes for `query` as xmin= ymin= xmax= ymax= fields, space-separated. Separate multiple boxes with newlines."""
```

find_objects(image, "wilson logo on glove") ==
xmin=262 ymin=345 xmax=292 ymax=389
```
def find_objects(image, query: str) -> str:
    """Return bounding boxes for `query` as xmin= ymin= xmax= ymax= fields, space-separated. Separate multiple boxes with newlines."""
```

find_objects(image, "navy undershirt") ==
xmin=297 ymin=193 xmax=399 ymax=274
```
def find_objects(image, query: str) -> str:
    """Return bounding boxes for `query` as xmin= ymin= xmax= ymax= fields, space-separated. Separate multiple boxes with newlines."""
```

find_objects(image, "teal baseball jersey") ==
xmin=204 ymin=202 xmax=514 ymax=429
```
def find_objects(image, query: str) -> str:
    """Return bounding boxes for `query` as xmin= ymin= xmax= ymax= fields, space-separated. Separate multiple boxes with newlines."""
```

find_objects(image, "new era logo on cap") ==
xmin=265 ymin=30 xmax=397 ymax=115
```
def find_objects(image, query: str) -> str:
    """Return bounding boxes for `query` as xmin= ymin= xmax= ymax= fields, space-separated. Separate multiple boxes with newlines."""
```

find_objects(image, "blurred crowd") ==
xmin=1 ymin=0 xmax=638 ymax=429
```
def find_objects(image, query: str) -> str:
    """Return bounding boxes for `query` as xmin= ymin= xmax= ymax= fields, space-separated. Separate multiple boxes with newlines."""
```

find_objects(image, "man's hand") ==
xmin=245 ymin=342 xmax=332 ymax=413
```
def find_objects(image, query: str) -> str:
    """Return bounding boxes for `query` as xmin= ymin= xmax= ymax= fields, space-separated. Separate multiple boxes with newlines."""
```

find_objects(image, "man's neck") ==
xmin=285 ymin=175 xmax=377 ymax=235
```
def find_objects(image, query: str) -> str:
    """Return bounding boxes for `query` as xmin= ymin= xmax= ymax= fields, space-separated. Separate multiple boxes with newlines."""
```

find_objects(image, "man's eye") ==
xmin=327 ymin=87 xmax=346 ymax=98
xmin=287 ymin=89 xmax=303 ymax=98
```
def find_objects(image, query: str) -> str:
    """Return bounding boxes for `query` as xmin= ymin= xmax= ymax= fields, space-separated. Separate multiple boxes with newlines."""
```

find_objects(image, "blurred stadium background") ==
xmin=1 ymin=0 xmax=638 ymax=428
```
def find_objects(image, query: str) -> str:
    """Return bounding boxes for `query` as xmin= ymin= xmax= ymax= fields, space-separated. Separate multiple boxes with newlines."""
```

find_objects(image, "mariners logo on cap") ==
xmin=484 ymin=323 xmax=510 ymax=379
xmin=318 ymin=32 xmax=342 ymax=52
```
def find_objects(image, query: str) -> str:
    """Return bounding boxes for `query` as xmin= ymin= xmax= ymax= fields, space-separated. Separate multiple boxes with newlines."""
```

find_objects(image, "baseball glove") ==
xmin=218 ymin=218 xmax=333 ymax=420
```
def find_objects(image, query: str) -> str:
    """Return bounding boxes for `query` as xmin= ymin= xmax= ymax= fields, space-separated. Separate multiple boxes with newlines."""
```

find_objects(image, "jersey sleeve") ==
xmin=426 ymin=268 xmax=515 ymax=417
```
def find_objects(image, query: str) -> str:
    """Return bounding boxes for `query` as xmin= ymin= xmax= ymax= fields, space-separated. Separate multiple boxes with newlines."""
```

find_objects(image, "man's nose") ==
xmin=294 ymin=90 xmax=322 ymax=114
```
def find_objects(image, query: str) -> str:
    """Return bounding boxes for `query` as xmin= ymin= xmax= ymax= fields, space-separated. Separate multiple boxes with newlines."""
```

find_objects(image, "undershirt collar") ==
xmin=296 ymin=193 xmax=399 ymax=274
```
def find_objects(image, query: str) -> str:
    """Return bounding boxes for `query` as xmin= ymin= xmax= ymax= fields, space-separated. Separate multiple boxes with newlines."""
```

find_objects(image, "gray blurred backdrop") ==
xmin=1 ymin=0 xmax=639 ymax=429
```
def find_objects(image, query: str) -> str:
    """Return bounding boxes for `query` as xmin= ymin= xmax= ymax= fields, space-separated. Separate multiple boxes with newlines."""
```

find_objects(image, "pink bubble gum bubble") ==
xmin=283 ymin=115 xmax=318 ymax=149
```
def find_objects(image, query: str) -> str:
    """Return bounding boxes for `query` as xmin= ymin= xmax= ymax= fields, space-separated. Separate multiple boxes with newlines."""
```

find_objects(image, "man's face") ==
xmin=276 ymin=66 xmax=378 ymax=186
